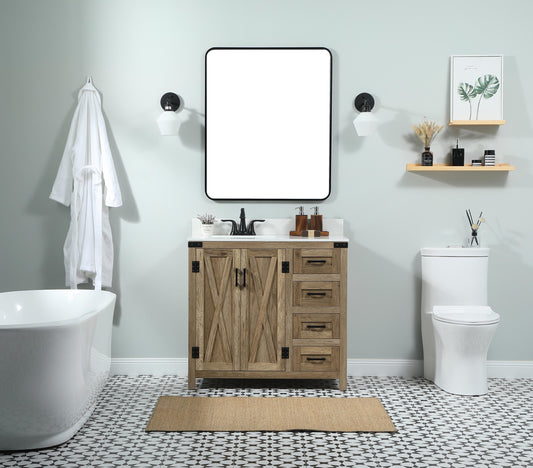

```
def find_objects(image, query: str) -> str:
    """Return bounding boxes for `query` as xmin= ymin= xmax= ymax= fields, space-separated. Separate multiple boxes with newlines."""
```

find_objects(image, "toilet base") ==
xmin=433 ymin=319 xmax=498 ymax=396
xmin=434 ymin=359 xmax=488 ymax=395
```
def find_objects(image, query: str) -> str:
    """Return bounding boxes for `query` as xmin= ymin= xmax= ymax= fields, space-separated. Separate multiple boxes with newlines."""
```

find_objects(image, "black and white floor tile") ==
xmin=1 ymin=376 xmax=532 ymax=467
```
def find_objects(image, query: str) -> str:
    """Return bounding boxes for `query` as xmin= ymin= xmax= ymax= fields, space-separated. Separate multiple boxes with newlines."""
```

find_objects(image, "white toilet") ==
xmin=420 ymin=247 xmax=500 ymax=395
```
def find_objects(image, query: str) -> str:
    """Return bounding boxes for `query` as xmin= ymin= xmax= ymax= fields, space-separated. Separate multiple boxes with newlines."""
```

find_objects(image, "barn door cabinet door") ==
xmin=189 ymin=247 xmax=286 ymax=388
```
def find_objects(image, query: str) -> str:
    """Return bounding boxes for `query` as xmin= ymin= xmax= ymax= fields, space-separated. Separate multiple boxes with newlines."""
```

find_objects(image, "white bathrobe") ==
xmin=50 ymin=79 xmax=122 ymax=290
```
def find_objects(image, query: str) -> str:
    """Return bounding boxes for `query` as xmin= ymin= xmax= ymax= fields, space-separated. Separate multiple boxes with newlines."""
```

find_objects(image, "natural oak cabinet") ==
xmin=188 ymin=240 xmax=348 ymax=390
xmin=192 ymin=247 xmax=286 ymax=374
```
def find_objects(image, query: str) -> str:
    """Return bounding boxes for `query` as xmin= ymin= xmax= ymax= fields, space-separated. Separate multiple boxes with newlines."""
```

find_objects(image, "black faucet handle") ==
xmin=221 ymin=219 xmax=238 ymax=235
xmin=247 ymin=219 xmax=265 ymax=236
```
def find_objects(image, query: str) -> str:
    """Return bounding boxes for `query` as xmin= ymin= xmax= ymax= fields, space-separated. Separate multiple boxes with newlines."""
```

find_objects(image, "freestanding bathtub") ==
xmin=0 ymin=289 xmax=116 ymax=450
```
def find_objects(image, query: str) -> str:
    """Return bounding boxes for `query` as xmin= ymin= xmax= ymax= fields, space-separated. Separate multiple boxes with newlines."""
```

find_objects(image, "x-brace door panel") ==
xmin=196 ymin=248 xmax=239 ymax=370
xmin=240 ymin=249 xmax=286 ymax=371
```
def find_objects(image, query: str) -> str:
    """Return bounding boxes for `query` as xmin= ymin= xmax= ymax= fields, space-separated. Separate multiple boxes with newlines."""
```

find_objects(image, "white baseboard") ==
xmin=347 ymin=359 xmax=423 ymax=377
xmin=110 ymin=358 xmax=533 ymax=379
xmin=111 ymin=358 xmax=188 ymax=377
xmin=487 ymin=360 xmax=533 ymax=378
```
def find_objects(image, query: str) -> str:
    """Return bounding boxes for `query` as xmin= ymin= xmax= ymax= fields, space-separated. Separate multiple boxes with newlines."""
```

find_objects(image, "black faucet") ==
xmin=222 ymin=208 xmax=265 ymax=235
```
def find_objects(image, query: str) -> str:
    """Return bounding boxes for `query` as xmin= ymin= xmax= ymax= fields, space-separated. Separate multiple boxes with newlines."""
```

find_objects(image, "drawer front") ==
xmin=294 ymin=249 xmax=340 ymax=275
xmin=293 ymin=282 xmax=340 ymax=307
xmin=293 ymin=347 xmax=340 ymax=372
xmin=293 ymin=313 xmax=340 ymax=339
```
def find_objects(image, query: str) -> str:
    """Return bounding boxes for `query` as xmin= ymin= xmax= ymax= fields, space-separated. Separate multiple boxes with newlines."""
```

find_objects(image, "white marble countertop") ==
xmin=189 ymin=218 xmax=349 ymax=243
xmin=188 ymin=234 xmax=350 ymax=243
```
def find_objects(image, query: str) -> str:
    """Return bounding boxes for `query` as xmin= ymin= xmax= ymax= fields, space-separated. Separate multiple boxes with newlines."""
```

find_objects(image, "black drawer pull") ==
xmin=306 ymin=324 xmax=326 ymax=329
xmin=306 ymin=357 xmax=326 ymax=361
xmin=307 ymin=259 xmax=327 ymax=264
xmin=307 ymin=292 xmax=326 ymax=297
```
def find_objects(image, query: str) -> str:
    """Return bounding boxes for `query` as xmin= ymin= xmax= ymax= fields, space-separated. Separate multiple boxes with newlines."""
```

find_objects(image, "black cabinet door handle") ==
xmin=235 ymin=268 xmax=239 ymax=287
xmin=243 ymin=268 xmax=246 ymax=287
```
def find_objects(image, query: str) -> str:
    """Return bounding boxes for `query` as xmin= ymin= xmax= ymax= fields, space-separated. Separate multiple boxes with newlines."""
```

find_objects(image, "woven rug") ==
xmin=146 ymin=396 xmax=396 ymax=432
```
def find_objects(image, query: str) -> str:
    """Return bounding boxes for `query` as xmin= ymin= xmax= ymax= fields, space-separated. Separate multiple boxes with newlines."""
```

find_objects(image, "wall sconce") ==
xmin=157 ymin=92 xmax=181 ymax=136
xmin=353 ymin=92 xmax=379 ymax=136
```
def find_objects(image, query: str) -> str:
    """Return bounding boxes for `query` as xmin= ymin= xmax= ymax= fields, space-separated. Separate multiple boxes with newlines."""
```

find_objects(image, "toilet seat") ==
xmin=433 ymin=306 xmax=500 ymax=325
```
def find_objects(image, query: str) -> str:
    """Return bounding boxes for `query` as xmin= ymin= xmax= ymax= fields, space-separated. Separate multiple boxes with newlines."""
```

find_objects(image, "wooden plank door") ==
xmin=240 ymin=248 xmax=286 ymax=371
xmin=195 ymin=248 xmax=240 ymax=371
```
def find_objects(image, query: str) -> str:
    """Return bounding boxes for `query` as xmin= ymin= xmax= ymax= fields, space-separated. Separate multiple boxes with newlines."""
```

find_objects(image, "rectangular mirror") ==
xmin=205 ymin=47 xmax=331 ymax=200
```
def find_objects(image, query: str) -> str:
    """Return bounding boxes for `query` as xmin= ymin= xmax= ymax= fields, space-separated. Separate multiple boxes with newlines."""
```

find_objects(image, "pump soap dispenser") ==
xmin=290 ymin=206 xmax=308 ymax=236
xmin=307 ymin=206 xmax=329 ymax=237
xmin=310 ymin=206 xmax=323 ymax=232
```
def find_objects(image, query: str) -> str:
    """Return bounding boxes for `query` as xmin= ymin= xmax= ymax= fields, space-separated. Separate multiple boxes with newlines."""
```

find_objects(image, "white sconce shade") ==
xmin=157 ymin=92 xmax=181 ymax=136
xmin=157 ymin=111 xmax=179 ymax=136
xmin=353 ymin=92 xmax=378 ymax=136
xmin=353 ymin=112 xmax=379 ymax=136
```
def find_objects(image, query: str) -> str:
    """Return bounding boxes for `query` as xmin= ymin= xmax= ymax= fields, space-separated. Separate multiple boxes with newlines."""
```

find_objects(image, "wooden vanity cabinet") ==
xmin=188 ymin=241 xmax=347 ymax=390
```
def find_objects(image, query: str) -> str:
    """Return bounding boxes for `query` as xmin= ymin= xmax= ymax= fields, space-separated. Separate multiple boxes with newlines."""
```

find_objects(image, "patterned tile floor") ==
xmin=1 ymin=376 xmax=532 ymax=467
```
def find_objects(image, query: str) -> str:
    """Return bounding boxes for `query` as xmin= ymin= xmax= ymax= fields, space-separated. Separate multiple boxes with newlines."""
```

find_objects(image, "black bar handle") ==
xmin=306 ymin=357 xmax=326 ymax=361
xmin=235 ymin=268 xmax=239 ymax=287
xmin=243 ymin=268 xmax=246 ymax=287
xmin=307 ymin=292 xmax=326 ymax=297
xmin=306 ymin=324 xmax=326 ymax=329
xmin=307 ymin=260 xmax=327 ymax=264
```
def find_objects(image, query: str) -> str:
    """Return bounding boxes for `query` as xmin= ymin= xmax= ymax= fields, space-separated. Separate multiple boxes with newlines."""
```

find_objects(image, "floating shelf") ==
xmin=406 ymin=163 xmax=514 ymax=172
xmin=448 ymin=120 xmax=506 ymax=126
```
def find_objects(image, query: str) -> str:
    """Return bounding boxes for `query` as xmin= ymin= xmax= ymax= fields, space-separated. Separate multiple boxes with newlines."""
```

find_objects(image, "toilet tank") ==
xmin=421 ymin=248 xmax=489 ymax=313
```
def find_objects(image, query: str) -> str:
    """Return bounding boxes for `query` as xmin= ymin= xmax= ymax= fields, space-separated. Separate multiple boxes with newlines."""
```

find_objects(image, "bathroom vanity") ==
xmin=187 ymin=219 xmax=348 ymax=390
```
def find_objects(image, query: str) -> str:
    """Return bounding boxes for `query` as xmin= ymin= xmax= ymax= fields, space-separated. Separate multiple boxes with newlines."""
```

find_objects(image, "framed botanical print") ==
xmin=450 ymin=55 xmax=504 ymax=125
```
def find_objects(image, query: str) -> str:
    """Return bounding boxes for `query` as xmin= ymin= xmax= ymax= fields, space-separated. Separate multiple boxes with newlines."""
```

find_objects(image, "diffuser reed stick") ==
xmin=466 ymin=209 xmax=485 ymax=247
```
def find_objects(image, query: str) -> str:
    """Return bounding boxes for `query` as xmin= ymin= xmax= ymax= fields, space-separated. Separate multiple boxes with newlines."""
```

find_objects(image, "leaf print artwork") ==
xmin=457 ymin=82 xmax=478 ymax=120
xmin=451 ymin=55 xmax=503 ymax=123
xmin=456 ymin=74 xmax=500 ymax=120
xmin=474 ymin=74 xmax=500 ymax=119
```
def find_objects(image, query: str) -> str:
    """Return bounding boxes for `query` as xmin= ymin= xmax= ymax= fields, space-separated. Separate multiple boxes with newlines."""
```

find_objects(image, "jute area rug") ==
xmin=146 ymin=396 xmax=396 ymax=432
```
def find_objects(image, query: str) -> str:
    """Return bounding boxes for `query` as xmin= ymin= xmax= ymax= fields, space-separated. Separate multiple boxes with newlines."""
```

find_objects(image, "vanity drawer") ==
xmin=293 ymin=282 xmax=340 ymax=307
xmin=293 ymin=347 xmax=340 ymax=372
xmin=293 ymin=249 xmax=340 ymax=275
xmin=293 ymin=313 xmax=340 ymax=339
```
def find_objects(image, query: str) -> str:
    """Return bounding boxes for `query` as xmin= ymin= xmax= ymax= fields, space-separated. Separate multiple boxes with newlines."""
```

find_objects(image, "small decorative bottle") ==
xmin=421 ymin=147 xmax=433 ymax=166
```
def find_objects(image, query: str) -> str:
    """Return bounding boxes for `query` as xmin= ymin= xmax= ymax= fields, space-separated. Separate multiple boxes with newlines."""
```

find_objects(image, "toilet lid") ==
xmin=433 ymin=306 xmax=500 ymax=325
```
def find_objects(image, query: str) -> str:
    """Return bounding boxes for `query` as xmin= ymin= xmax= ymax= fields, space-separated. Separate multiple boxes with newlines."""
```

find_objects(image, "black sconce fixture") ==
xmin=157 ymin=92 xmax=181 ymax=135
xmin=353 ymin=92 xmax=379 ymax=136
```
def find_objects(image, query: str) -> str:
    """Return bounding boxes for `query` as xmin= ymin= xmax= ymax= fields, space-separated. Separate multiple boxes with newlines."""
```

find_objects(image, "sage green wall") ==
xmin=1 ymin=0 xmax=532 ymax=361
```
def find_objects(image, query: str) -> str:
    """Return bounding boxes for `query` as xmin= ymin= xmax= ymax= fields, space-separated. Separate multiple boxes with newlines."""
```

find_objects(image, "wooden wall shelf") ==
xmin=406 ymin=164 xmax=514 ymax=172
xmin=448 ymin=120 xmax=505 ymax=126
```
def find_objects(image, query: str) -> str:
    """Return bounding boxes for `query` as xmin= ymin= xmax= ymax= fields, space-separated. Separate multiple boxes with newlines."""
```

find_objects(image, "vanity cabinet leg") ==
xmin=188 ymin=357 xmax=196 ymax=390
xmin=339 ymin=374 xmax=347 ymax=391
xmin=188 ymin=374 xmax=196 ymax=390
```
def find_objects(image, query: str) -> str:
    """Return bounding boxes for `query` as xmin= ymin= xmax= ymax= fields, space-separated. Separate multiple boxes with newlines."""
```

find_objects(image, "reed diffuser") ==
xmin=466 ymin=209 xmax=485 ymax=247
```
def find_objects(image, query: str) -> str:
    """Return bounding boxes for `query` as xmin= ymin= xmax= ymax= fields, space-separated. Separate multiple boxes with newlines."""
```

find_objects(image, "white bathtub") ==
xmin=0 ymin=289 xmax=116 ymax=450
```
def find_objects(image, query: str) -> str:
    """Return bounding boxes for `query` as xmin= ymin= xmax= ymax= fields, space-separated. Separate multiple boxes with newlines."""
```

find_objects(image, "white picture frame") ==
xmin=450 ymin=55 xmax=504 ymax=124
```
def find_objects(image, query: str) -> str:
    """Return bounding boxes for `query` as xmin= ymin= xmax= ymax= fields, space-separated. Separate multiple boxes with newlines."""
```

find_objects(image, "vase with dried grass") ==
xmin=413 ymin=119 xmax=444 ymax=166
